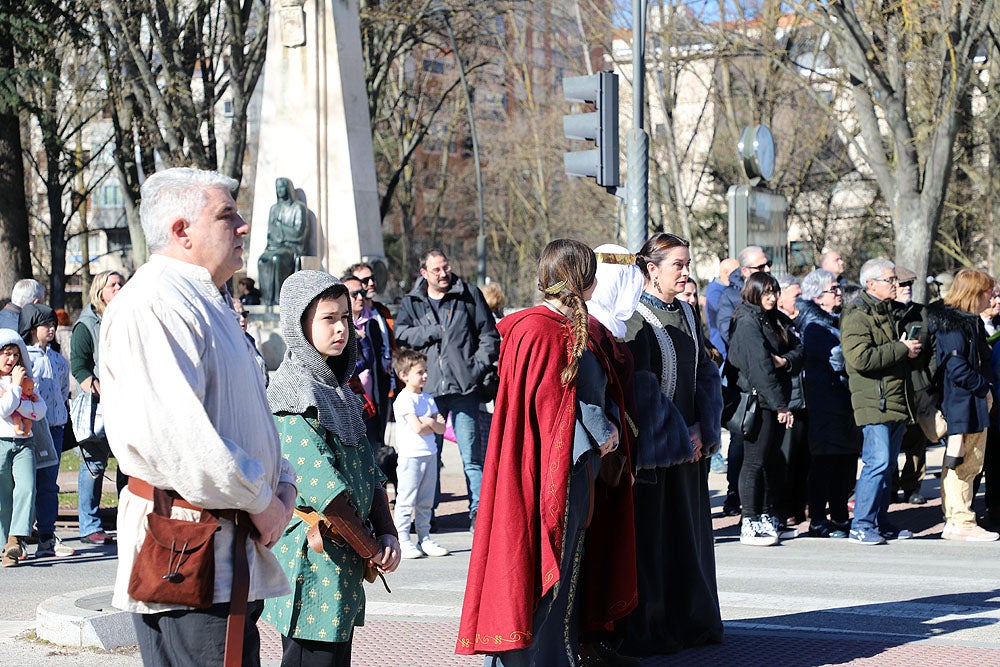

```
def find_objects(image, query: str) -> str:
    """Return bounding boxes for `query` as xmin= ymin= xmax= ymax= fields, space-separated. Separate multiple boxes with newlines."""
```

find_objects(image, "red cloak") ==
xmin=456 ymin=306 xmax=637 ymax=655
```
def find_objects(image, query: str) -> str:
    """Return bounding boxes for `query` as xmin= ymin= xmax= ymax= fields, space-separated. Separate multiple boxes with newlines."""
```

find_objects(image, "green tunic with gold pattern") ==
xmin=263 ymin=411 xmax=385 ymax=643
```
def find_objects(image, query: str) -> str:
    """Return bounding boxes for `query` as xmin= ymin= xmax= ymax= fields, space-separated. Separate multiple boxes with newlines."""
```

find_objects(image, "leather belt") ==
xmin=129 ymin=476 xmax=252 ymax=667
xmin=224 ymin=518 xmax=251 ymax=667
xmin=128 ymin=477 xmax=241 ymax=523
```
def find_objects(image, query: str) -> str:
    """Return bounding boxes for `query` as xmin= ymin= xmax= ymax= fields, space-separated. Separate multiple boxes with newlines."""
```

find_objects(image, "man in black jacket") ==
xmin=394 ymin=250 xmax=500 ymax=531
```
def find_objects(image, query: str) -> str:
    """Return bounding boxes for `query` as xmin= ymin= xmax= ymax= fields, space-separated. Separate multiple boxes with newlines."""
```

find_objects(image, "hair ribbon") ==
xmin=596 ymin=252 xmax=638 ymax=266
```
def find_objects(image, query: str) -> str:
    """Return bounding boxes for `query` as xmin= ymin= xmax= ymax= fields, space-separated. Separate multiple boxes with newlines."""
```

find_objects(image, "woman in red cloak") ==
xmin=457 ymin=239 xmax=637 ymax=666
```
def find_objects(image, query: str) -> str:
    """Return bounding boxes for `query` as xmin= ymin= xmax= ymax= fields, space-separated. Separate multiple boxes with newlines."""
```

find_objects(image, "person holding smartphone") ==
xmin=841 ymin=259 xmax=922 ymax=545
xmin=894 ymin=267 xmax=934 ymax=506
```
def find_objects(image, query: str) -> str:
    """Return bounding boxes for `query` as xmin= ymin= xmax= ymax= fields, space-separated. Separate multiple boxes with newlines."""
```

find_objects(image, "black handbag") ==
xmin=725 ymin=388 xmax=761 ymax=438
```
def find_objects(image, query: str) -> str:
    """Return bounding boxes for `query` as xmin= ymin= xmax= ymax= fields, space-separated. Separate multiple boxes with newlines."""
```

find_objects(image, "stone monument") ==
xmin=248 ymin=0 xmax=384 ymax=283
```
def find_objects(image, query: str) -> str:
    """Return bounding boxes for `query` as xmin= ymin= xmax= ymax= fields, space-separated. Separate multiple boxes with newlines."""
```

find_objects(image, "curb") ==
xmin=35 ymin=586 xmax=136 ymax=650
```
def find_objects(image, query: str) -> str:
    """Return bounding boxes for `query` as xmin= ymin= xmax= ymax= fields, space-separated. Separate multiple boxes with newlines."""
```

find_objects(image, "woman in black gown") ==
xmin=622 ymin=233 xmax=724 ymax=655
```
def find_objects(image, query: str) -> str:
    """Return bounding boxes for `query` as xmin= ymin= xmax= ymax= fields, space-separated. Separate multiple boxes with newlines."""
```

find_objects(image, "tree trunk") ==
xmin=893 ymin=197 xmax=934 ymax=303
xmin=0 ymin=108 xmax=30 ymax=298
xmin=44 ymin=149 xmax=66 ymax=309
xmin=0 ymin=30 xmax=30 ymax=297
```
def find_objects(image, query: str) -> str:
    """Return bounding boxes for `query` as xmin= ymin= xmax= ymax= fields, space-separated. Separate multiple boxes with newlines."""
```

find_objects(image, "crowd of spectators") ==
xmin=7 ymin=165 xmax=1000 ymax=666
xmin=703 ymin=246 xmax=1000 ymax=548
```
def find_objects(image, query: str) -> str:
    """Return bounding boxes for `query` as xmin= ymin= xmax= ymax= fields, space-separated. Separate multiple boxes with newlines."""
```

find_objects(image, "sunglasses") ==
xmin=349 ymin=290 xmax=366 ymax=298
xmin=355 ymin=275 xmax=375 ymax=285
xmin=747 ymin=260 xmax=772 ymax=271
xmin=821 ymin=285 xmax=842 ymax=294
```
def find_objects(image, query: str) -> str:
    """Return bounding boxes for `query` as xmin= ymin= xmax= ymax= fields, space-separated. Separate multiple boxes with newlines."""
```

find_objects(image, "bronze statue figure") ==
xmin=258 ymin=177 xmax=310 ymax=305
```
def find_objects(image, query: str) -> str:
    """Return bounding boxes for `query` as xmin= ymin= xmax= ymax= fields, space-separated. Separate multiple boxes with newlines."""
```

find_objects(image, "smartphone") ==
xmin=907 ymin=323 xmax=922 ymax=340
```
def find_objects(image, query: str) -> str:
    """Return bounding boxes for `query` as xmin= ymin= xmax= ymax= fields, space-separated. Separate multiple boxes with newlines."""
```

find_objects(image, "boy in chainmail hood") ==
xmin=263 ymin=270 xmax=400 ymax=664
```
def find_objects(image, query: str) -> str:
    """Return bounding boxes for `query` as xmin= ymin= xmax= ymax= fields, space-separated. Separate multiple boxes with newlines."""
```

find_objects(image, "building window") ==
xmin=98 ymin=182 xmax=124 ymax=208
xmin=106 ymin=227 xmax=131 ymax=253
xmin=422 ymin=58 xmax=445 ymax=74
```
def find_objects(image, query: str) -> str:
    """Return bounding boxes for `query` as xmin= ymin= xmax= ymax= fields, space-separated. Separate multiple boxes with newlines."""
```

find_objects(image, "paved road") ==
xmin=4 ymin=439 xmax=1000 ymax=665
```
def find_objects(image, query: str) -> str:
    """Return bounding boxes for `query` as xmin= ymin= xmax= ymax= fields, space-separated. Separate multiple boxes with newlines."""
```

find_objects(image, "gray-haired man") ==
xmin=841 ymin=258 xmax=921 ymax=545
xmin=101 ymin=167 xmax=296 ymax=666
xmin=0 ymin=279 xmax=44 ymax=332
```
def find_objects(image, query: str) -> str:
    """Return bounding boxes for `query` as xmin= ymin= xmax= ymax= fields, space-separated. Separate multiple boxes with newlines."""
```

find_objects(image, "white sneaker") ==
xmin=37 ymin=536 xmax=76 ymax=558
xmin=400 ymin=540 xmax=425 ymax=559
xmin=419 ymin=537 xmax=450 ymax=557
xmin=54 ymin=537 xmax=75 ymax=558
xmin=739 ymin=518 xmax=778 ymax=546
xmin=942 ymin=522 xmax=999 ymax=542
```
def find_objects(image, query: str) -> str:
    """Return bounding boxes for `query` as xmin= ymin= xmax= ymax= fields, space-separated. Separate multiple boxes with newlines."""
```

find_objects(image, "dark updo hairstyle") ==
xmin=635 ymin=232 xmax=690 ymax=279
xmin=739 ymin=272 xmax=792 ymax=346
xmin=537 ymin=239 xmax=597 ymax=385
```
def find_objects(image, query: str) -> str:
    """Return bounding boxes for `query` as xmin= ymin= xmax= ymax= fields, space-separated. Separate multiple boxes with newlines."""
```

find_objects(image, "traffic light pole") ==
xmin=626 ymin=0 xmax=648 ymax=253
xmin=432 ymin=7 xmax=487 ymax=286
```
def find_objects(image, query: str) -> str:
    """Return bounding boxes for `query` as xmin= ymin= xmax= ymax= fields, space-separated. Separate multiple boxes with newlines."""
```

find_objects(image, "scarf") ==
xmin=588 ymin=243 xmax=644 ymax=339
xmin=266 ymin=271 xmax=367 ymax=445
xmin=355 ymin=304 xmax=374 ymax=329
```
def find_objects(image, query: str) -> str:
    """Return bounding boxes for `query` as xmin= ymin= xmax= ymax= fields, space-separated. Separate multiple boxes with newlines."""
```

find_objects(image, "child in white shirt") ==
xmin=0 ymin=329 xmax=47 ymax=566
xmin=392 ymin=349 xmax=449 ymax=559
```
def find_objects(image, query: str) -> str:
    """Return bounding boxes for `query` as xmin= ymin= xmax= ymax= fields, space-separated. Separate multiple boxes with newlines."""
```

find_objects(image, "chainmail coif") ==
xmin=266 ymin=270 xmax=367 ymax=445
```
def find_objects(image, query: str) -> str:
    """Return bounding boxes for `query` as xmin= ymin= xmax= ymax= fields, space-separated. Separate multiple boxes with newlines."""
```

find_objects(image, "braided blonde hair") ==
xmin=537 ymin=239 xmax=597 ymax=386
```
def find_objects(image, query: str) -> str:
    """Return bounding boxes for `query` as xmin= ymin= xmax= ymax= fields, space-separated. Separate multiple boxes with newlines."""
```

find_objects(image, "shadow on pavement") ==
xmin=639 ymin=588 xmax=1000 ymax=666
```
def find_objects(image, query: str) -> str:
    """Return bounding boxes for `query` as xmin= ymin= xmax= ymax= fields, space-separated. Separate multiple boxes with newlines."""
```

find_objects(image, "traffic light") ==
xmin=562 ymin=71 xmax=620 ymax=188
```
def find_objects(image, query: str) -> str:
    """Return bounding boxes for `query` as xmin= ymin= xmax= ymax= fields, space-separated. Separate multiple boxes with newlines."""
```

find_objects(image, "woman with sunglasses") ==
xmin=727 ymin=272 xmax=804 ymax=546
xmin=621 ymin=233 xmax=724 ymax=656
xmin=342 ymin=275 xmax=388 ymax=446
xmin=232 ymin=298 xmax=268 ymax=385
xmin=70 ymin=270 xmax=125 ymax=545
xmin=797 ymin=270 xmax=860 ymax=538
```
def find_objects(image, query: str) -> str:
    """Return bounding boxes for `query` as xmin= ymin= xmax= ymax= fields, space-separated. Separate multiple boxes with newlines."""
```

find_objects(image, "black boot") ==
xmin=722 ymin=490 xmax=741 ymax=517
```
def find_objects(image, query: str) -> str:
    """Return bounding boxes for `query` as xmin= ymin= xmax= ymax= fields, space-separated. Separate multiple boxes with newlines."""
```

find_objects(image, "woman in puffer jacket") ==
xmin=797 ymin=269 xmax=861 ymax=538
xmin=929 ymin=269 xmax=998 ymax=542
xmin=727 ymin=272 xmax=804 ymax=546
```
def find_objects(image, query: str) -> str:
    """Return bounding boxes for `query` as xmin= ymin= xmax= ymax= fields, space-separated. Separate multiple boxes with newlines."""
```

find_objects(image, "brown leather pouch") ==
xmin=322 ymin=492 xmax=379 ymax=559
xmin=127 ymin=488 xmax=219 ymax=609
xmin=294 ymin=493 xmax=393 ymax=592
